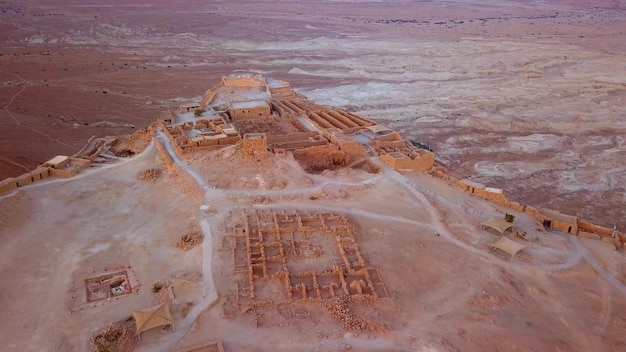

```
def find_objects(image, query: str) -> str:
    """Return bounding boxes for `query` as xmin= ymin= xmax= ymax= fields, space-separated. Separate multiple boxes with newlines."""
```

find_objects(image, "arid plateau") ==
xmin=1 ymin=1 xmax=625 ymax=352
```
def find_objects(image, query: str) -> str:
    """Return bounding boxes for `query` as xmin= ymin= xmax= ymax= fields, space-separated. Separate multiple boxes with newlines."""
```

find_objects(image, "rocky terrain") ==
xmin=1 ymin=0 xmax=624 ymax=229
xmin=0 ymin=2 xmax=625 ymax=351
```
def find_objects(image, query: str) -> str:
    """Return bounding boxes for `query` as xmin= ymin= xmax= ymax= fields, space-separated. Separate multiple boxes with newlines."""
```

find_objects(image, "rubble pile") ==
xmin=90 ymin=317 xmax=138 ymax=352
xmin=151 ymin=281 xmax=173 ymax=304
xmin=176 ymin=231 xmax=203 ymax=250
xmin=110 ymin=126 xmax=154 ymax=157
xmin=323 ymin=296 xmax=386 ymax=333
xmin=136 ymin=168 xmax=162 ymax=182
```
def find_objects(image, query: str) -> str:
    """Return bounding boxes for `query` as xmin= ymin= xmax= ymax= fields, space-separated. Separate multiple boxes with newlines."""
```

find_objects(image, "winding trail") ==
xmin=376 ymin=160 xmax=626 ymax=295
xmin=575 ymin=239 xmax=626 ymax=296
xmin=137 ymin=130 xmax=626 ymax=350
xmin=0 ymin=71 xmax=75 ymax=149
xmin=222 ymin=174 xmax=382 ymax=197
xmin=0 ymin=155 xmax=30 ymax=172
xmin=136 ymin=132 xmax=222 ymax=352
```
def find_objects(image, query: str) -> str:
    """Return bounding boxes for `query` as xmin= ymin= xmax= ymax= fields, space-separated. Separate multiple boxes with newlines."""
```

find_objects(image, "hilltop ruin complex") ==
xmin=1 ymin=73 xmax=626 ymax=351
xmin=2 ymin=73 xmax=623 ymax=250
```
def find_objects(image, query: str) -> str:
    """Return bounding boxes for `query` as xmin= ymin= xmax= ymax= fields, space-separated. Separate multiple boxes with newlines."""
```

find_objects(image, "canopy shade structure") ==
xmin=481 ymin=217 xmax=514 ymax=235
xmin=170 ymin=277 xmax=203 ymax=302
xmin=133 ymin=303 xmax=175 ymax=338
xmin=489 ymin=236 xmax=526 ymax=260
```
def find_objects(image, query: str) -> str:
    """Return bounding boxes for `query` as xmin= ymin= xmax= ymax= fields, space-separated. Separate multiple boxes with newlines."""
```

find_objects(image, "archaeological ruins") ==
xmin=2 ymin=73 xmax=623 ymax=250
xmin=221 ymin=210 xmax=388 ymax=323
xmin=1 ymin=72 xmax=625 ymax=351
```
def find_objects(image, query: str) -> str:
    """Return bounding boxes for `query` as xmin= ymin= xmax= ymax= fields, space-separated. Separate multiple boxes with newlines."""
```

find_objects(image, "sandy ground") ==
xmin=0 ymin=144 xmax=202 ymax=351
xmin=2 ymin=133 xmax=624 ymax=351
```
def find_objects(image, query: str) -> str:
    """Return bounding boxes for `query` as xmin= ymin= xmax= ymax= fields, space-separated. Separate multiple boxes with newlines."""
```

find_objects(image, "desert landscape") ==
xmin=0 ymin=1 xmax=625 ymax=351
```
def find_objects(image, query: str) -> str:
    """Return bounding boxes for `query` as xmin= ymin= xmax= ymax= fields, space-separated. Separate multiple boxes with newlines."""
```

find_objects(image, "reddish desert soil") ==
xmin=1 ymin=0 xmax=625 ymax=230
xmin=0 ymin=1 xmax=626 ymax=352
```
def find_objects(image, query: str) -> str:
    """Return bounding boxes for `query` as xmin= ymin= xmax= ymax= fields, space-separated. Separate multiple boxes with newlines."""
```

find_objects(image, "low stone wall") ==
xmin=380 ymin=150 xmax=434 ymax=172
xmin=50 ymin=168 xmax=76 ymax=178
xmin=293 ymin=144 xmax=349 ymax=173
xmin=0 ymin=157 xmax=91 ymax=195
xmin=578 ymin=219 xmax=615 ymax=237
xmin=194 ymin=138 xmax=220 ymax=147
xmin=73 ymin=136 xmax=97 ymax=157
xmin=201 ymin=89 xmax=216 ymax=108
xmin=271 ymin=139 xmax=328 ymax=150
xmin=0 ymin=178 xmax=18 ymax=194
xmin=218 ymin=136 xmax=241 ymax=145
xmin=241 ymin=134 xmax=268 ymax=161
xmin=267 ymin=131 xmax=319 ymax=144
xmin=337 ymin=141 xmax=366 ymax=157
xmin=155 ymin=138 xmax=174 ymax=167
xmin=455 ymin=179 xmax=507 ymax=204
xmin=431 ymin=167 xmax=624 ymax=244
xmin=374 ymin=139 xmax=407 ymax=149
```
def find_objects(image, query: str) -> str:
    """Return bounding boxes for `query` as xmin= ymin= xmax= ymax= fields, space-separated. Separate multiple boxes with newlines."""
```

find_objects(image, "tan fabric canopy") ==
xmin=133 ymin=303 xmax=174 ymax=338
xmin=481 ymin=217 xmax=513 ymax=235
xmin=170 ymin=277 xmax=203 ymax=301
xmin=489 ymin=236 xmax=526 ymax=260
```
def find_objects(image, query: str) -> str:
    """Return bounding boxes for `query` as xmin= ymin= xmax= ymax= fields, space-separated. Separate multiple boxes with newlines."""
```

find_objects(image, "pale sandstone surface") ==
xmin=0 ymin=135 xmax=625 ymax=351
xmin=0 ymin=144 xmax=202 ymax=351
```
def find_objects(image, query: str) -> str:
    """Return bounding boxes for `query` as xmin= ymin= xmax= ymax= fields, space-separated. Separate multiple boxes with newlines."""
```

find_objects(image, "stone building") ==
xmin=228 ymin=101 xmax=271 ymax=120
xmin=241 ymin=133 xmax=268 ymax=161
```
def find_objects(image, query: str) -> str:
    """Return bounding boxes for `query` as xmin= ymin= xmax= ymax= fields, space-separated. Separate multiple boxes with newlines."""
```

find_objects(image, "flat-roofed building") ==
xmin=228 ymin=101 xmax=271 ymax=120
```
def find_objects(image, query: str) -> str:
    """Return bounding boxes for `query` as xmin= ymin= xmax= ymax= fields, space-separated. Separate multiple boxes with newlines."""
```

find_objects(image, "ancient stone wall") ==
xmin=578 ymin=219 xmax=615 ymax=238
xmin=380 ymin=150 xmax=434 ymax=171
xmin=293 ymin=144 xmax=350 ymax=173
xmin=179 ymin=103 xmax=200 ymax=113
xmin=222 ymin=76 xmax=265 ymax=87
xmin=324 ymin=130 xmax=367 ymax=157
xmin=223 ymin=210 xmax=388 ymax=323
xmin=25 ymin=166 xmax=51 ymax=183
xmin=0 ymin=178 xmax=18 ymax=194
xmin=455 ymin=180 xmax=508 ymax=204
xmin=160 ymin=110 xmax=175 ymax=124
xmin=375 ymin=131 xmax=403 ymax=142
xmin=229 ymin=104 xmax=271 ymax=120
xmin=201 ymin=89 xmax=217 ymax=108
xmin=432 ymin=167 xmax=624 ymax=245
xmin=337 ymin=140 xmax=366 ymax=157
xmin=552 ymin=219 xmax=578 ymax=234
xmin=47 ymin=158 xmax=91 ymax=178
xmin=193 ymin=138 xmax=220 ymax=147
xmin=49 ymin=168 xmax=75 ymax=178
xmin=0 ymin=156 xmax=92 ymax=195
xmin=408 ymin=150 xmax=434 ymax=171
xmin=271 ymin=139 xmax=329 ymax=150
xmin=161 ymin=125 xmax=186 ymax=156
xmin=374 ymin=139 xmax=407 ymax=149
xmin=378 ymin=154 xmax=398 ymax=170
xmin=266 ymin=131 xmax=320 ymax=144
xmin=155 ymin=138 xmax=174 ymax=167
xmin=241 ymin=133 xmax=268 ymax=161
xmin=218 ymin=136 xmax=241 ymax=145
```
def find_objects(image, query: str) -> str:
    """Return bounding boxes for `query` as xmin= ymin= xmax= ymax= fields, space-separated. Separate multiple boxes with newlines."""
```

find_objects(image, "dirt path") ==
xmin=575 ymin=239 xmax=626 ymax=296
xmin=135 ymin=132 xmax=221 ymax=352
xmin=0 ymin=72 xmax=76 ymax=150
xmin=378 ymin=160 xmax=626 ymax=296
xmin=136 ymin=133 xmax=626 ymax=351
